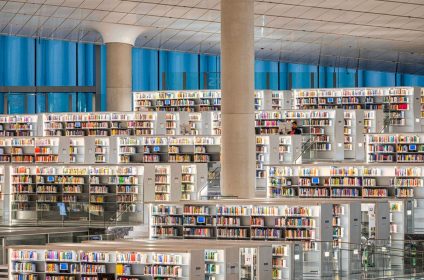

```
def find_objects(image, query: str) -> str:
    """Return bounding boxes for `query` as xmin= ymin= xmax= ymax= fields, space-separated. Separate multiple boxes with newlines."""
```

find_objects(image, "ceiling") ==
xmin=1 ymin=0 xmax=424 ymax=74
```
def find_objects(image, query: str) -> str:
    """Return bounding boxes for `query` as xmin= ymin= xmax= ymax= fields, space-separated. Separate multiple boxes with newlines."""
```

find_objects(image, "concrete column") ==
xmin=106 ymin=42 xmax=132 ymax=111
xmin=221 ymin=0 xmax=255 ymax=198
xmin=89 ymin=22 xmax=144 ymax=111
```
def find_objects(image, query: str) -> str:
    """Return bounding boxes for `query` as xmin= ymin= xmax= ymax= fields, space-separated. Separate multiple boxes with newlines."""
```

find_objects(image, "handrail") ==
xmin=104 ymin=201 xmax=141 ymax=229
xmin=379 ymin=113 xmax=392 ymax=133
xmin=198 ymin=165 xmax=221 ymax=199
xmin=293 ymin=136 xmax=313 ymax=163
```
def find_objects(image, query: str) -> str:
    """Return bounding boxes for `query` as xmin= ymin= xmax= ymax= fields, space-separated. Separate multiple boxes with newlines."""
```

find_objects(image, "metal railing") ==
xmin=293 ymin=136 xmax=313 ymax=164
xmin=198 ymin=164 xmax=221 ymax=200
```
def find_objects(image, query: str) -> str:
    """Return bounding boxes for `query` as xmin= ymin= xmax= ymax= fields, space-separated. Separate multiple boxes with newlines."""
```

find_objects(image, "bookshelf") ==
xmin=277 ymin=135 xmax=302 ymax=164
xmin=10 ymin=249 xmax=43 ymax=280
xmin=115 ymin=166 xmax=143 ymax=217
xmin=332 ymin=202 xmax=361 ymax=274
xmin=133 ymin=112 xmax=157 ymax=135
xmin=183 ymin=205 xmax=216 ymax=239
xmin=361 ymin=202 xmax=390 ymax=241
xmin=168 ymin=136 xmax=194 ymax=163
xmin=187 ymin=113 xmax=202 ymax=135
xmin=255 ymin=91 xmax=264 ymax=110
xmin=42 ymin=112 xmax=143 ymax=137
xmin=0 ymin=114 xmax=38 ymax=137
xmin=255 ymin=109 xmax=344 ymax=161
xmin=34 ymin=137 xmax=59 ymax=163
xmin=0 ymin=135 xmax=212 ymax=165
xmin=366 ymin=133 xmax=424 ymax=163
xmin=93 ymin=137 xmax=109 ymax=164
xmin=199 ymin=90 xmax=221 ymax=111
xmin=389 ymin=200 xmax=414 ymax=267
xmin=154 ymin=165 xmax=171 ymax=202
xmin=256 ymin=136 xmax=269 ymax=190
xmin=204 ymin=249 xmax=225 ymax=279
xmin=11 ymin=138 xmax=35 ymax=163
xmin=144 ymin=163 xmax=208 ymax=203
xmin=133 ymin=91 xmax=156 ymax=111
xmin=255 ymin=111 xmax=281 ymax=135
xmin=9 ymin=245 xmax=212 ymax=280
xmin=293 ymin=87 xmax=421 ymax=133
xmin=7 ymin=165 xmax=144 ymax=224
xmin=181 ymin=165 xmax=196 ymax=201
xmin=69 ymin=138 xmax=85 ymax=163
xmin=143 ymin=137 xmax=168 ymax=163
xmin=270 ymin=91 xmax=292 ymax=110
xmin=150 ymin=204 xmax=184 ymax=239
xmin=118 ymin=137 xmax=141 ymax=163
xmin=364 ymin=110 xmax=384 ymax=134
xmin=156 ymin=91 xmax=199 ymax=112
xmin=421 ymin=88 xmax=424 ymax=119
xmin=165 ymin=113 xmax=179 ymax=135
xmin=343 ymin=110 xmax=365 ymax=161
xmin=147 ymin=202 xmax=331 ymax=252
xmin=194 ymin=136 xmax=221 ymax=163
xmin=266 ymin=164 xmax=424 ymax=199
xmin=133 ymin=90 xmax=279 ymax=112
xmin=267 ymin=167 xmax=296 ymax=198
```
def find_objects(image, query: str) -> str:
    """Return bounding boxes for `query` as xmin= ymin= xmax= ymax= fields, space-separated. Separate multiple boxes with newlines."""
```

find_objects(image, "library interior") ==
xmin=2 ymin=0 xmax=424 ymax=279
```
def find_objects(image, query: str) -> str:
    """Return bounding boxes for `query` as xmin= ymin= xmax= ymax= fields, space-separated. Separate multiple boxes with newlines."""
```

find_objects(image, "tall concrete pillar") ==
xmin=221 ymin=0 xmax=256 ymax=198
xmin=91 ymin=23 xmax=144 ymax=111
xmin=106 ymin=42 xmax=132 ymax=111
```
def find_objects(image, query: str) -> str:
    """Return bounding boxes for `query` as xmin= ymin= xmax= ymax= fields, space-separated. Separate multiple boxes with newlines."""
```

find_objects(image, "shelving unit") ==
xmin=181 ymin=165 xmax=196 ymax=201
xmin=266 ymin=164 xmax=424 ymax=199
xmin=199 ymin=90 xmax=221 ymax=111
xmin=10 ymin=138 xmax=35 ymax=163
xmin=133 ymin=90 xmax=283 ymax=112
xmin=293 ymin=87 xmax=421 ymax=133
xmin=255 ymin=91 xmax=264 ymax=110
xmin=154 ymin=165 xmax=171 ymax=201
xmin=69 ymin=137 xmax=85 ymax=163
xmin=389 ymin=200 xmax=414 ymax=267
xmin=156 ymin=91 xmax=199 ymax=112
xmin=0 ymin=114 xmax=38 ymax=137
xmin=34 ymin=137 xmax=59 ymax=163
xmin=118 ymin=137 xmax=141 ymax=163
xmin=343 ymin=110 xmax=365 ymax=161
xmin=256 ymin=136 xmax=269 ymax=189
xmin=332 ymin=202 xmax=362 ymax=274
xmin=420 ymin=88 xmax=424 ymax=119
xmin=133 ymin=112 xmax=156 ymax=135
xmin=6 ymin=165 xmax=144 ymax=225
xmin=271 ymin=91 xmax=292 ymax=110
xmin=211 ymin=112 xmax=221 ymax=135
xmin=146 ymin=201 xmax=331 ymax=277
xmin=143 ymin=137 xmax=168 ymax=163
xmin=255 ymin=109 xmax=344 ymax=161
xmin=10 ymin=245 xmax=204 ymax=280
xmin=364 ymin=110 xmax=384 ymax=134
xmin=27 ymin=136 xmax=212 ymax=165
xmin=278 ymin=135 xmax=302 ymax=164
xmin=93 ymin=137 xmax=109 ymax=164
xmin=165 ymin=113 xmax=179 ymax=135
xmin=366 ymin=133 xmax=424 ymax=163
xmin=147 ymin=202 xmax=332 ymax=257
xmin=194 ymin=136 xmax=221 ymax=163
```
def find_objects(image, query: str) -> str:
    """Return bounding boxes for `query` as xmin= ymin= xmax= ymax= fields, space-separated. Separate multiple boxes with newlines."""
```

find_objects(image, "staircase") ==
xmin=199 ymin=163 xmax=221 ymax=199
xmin=0 ymin=265 xmax=8 ymax=279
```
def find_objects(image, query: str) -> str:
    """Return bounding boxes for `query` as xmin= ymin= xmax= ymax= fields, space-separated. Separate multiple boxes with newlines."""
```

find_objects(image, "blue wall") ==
xmin=0 ymin=35 xmax=100 ymax=113
xmin=2 ymin=34 xmax=424 ymax=113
